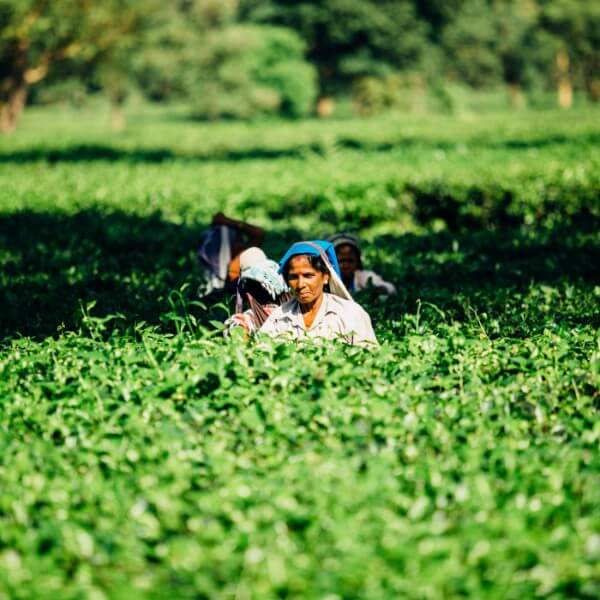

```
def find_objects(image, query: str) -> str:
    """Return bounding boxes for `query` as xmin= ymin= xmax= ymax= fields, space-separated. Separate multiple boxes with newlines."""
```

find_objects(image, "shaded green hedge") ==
xmin=0 ymin=108 xmax=599 ymax=598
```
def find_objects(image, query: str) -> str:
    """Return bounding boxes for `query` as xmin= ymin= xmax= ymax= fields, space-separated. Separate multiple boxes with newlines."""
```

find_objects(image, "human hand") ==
xmin=231 ymin=313 xmax=252 ymax=333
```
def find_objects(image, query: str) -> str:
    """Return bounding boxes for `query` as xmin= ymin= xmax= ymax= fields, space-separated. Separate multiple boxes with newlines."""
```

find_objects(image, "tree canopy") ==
xmin=1 ymin=0 xmax=598 ymax=130
xmin=0 ymin=0 xmax=159 ymax=131
xmin=240 ymin=0 xmax=430 ymax=95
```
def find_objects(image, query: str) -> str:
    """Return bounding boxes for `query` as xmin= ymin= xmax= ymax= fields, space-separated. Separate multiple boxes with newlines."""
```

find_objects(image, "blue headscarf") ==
xmin=278 ymin=240 xmax=342 ymax=277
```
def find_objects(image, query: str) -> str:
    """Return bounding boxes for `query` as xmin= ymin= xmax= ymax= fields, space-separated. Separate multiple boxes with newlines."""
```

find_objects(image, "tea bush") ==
xmin=0 ymin=107 xmax=598 ymax=599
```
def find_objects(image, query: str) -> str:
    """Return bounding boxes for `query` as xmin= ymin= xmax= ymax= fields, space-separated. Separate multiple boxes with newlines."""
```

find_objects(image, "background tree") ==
xmin=240 ymin=0 xmax=430 ymax=103
xmin=191 ymin=24 xmax=317 ymax=119
xmin=0 ymin=0 xmax=156 ymax=133
xmin=442 ymin=0 xmax=545 ymax=106
xmin=132 ymin=0 xmax=317 ymax=120
xmin=4 ymin=0 xmax=599 ymax=127
xmin=538 ymin=0 xmax=600 ymax=106
xmin=86 ymin=1 xmax=165 ymax=131
xmin=442 ymin=0 xmax=503 ymax=89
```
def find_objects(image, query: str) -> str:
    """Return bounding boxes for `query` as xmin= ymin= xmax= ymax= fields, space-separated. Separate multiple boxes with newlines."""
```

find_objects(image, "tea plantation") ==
xmin=0 ymin=106 xmax=599 ymax=599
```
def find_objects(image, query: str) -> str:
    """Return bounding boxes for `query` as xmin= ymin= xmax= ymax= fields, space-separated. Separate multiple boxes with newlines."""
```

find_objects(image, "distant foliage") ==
xmin=0 ymin=0 xmax=161 ymax=131
xmin=352 ymin=73 xmax=428 ymax=115
xmin=3 ymin=1 xmax=600 ymax=128
xmin=193 ymin=25 xmax=318 ymax=119
xmin=240 ymin=0 xmax=430 ymax=95
xmin=241 ymin=0 xmax=600 ymax=111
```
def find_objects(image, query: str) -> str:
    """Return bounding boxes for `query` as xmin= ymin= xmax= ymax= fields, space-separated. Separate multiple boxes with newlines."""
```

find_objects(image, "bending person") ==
xmin=224 ymin=248 xmax=290 ymax=337
xmin=212 ymin=213 xmax=265 ymax=283
xmin=260 ymin=240 xmax=378 ymax=346
xmin=198 ymin=213 xmax=266 ymax=297
xmin=328 ymin=233 xmax=396 ymax=296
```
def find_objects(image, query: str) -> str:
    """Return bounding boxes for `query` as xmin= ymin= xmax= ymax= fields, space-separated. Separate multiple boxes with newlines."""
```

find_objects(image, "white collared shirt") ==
xmin=259 ymin=293 xmax=378 ymax=346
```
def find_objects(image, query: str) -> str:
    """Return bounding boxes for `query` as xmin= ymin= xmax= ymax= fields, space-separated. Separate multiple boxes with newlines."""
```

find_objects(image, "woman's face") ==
xmin=335 ymin=244 xmax=360 ymax=279
xmin=286 ymin=256 xmax=329 ymax=306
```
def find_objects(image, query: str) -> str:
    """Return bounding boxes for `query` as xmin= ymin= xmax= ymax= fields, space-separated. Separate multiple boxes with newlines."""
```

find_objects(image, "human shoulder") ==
xmin=323 ymin=294 xmax=378 ymax=345
xmin=355 ymin=269 xmax=396 ymax=294
xmin=356 ymin=269 xmax=385 ymax=287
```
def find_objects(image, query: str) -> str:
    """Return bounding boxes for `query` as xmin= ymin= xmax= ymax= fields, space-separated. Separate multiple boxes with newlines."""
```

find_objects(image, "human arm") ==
xmin=223 ymin=311 xmax=255 ymax=338
xmin=333 ymin=297 xmax=378 ymax=346
xmin=356 ymin=270 xmax=397 ymax=296
xmin=212 ymin=212 xmax=265 ymax=247
xmin=349 ymin=305 xmax=378 ymax=346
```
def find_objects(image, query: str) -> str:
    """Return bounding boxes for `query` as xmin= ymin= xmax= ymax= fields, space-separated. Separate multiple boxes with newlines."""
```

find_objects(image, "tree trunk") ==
xmin=583 ymin=58 xmax=600 ymax=102
xmin=409 ymin=73 xmax=427 ymax=114
xmin=588 ymin=79 xmax=600 ymax=103
xmin=111 ymin=99 xmax=125 ymax=132
xmin=110 ymin=83 xmax=127 ymax=132
xmin=507 ymin=83 xmax=526 ymax=108
xmin=0 ymin=82 xmax=28 ymax=134
xmin=556 ymin=47 xmax=572 ymax=109
xmin=316 ymin=96 xmax=334 ymax=118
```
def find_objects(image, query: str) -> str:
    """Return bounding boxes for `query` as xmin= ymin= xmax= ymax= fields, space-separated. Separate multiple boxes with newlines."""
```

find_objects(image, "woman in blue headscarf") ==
xmin=259 ymin=241 xmax=378 ymax=346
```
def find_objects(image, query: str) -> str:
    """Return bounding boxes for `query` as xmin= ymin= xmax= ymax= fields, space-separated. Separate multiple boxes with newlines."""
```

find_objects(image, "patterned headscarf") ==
xmin=235 ymin=259 xmax=289 ymax=328
xmin=241 ymin=259 xmax=288 ymax=299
